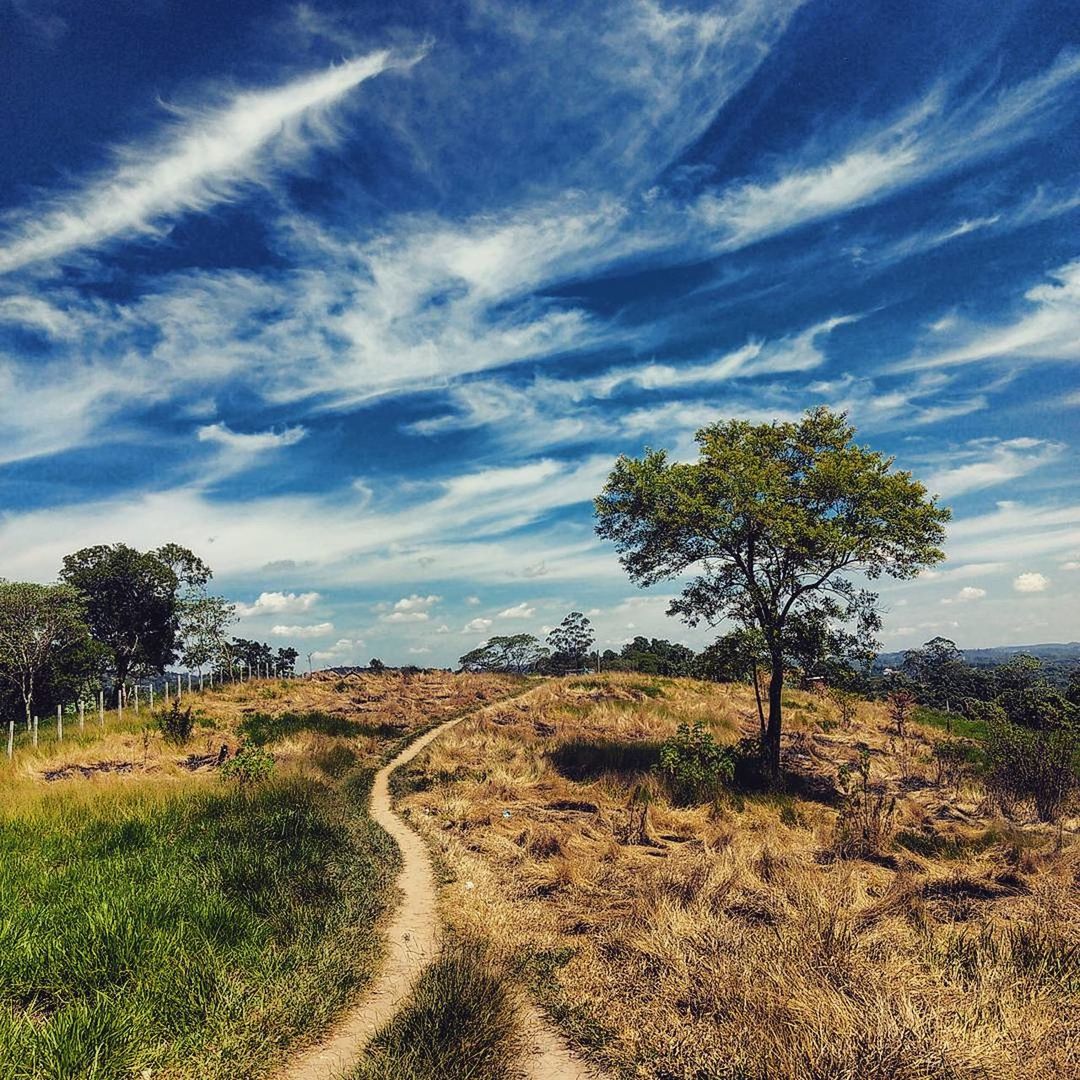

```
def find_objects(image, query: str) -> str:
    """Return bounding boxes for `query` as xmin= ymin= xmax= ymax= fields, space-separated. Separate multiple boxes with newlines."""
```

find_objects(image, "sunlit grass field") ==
xmin=0 ymin=671 xmax=522 ymax=1079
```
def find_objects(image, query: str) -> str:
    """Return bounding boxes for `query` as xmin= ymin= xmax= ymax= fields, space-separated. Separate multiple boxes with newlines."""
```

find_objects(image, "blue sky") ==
xmin=1 ymin=0 xmax=1078 ymax=666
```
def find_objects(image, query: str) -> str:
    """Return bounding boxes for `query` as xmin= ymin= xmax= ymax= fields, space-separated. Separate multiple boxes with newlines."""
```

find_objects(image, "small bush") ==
xmin=220 ymin=745 xmax=276 ymax=785
xmin=155 ymin=699 xmax=195 ymax=745
xmin=831 ymin=748 xmax=896 ymax=859
xmin=656 ymin=721 xmax=734 ymax=805
xmin=932 ymin=738 xmax=982 ymax=789
xmin=985 ymin=719 xmax=1080 ymax=823
xmin=828 ymin=687 xmax=859 ymax=729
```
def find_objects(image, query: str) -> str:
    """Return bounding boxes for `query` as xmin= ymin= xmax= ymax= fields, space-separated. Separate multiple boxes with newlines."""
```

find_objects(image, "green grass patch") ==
xmin=239 ymin=710 xmax=405 ymax=745
xmin=352 ymin=942 xmax=521 ymax=1080
xmin=0 ymin=773 xmax=398 ymax=1080
xmin=914 ymin=706 xmax=989 ymax=741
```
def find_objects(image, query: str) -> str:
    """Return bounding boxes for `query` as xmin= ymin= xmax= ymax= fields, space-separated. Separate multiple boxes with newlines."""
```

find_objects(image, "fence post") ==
xmin=177 ymin=675 xmax=182 ymax=702
xmin=79 ymin=700 xmax=85 ymax=731
xmin=150 ymin=684 xmax=154 ymax=710
xmin=57 ymin=704 xmax=63 ymax=742
xmin=134 ymin=685 xmax=139 ymax=715
xmin=118 ymin=690 xmax=123 ymax=724
xmin=32 ymin=716 xmax=38 ymax=748
xmin=7 ymin=720 xmax=13 ymax=759
xmin=99 ymin=690 xmax=104 ymax=727
xmin=165 ymin=679 xmax=170 ymax=704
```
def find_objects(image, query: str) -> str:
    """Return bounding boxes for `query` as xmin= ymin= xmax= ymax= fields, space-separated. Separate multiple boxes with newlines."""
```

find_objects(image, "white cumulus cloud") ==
xmin=1013 ymin=572 xmax=1049 ymax=593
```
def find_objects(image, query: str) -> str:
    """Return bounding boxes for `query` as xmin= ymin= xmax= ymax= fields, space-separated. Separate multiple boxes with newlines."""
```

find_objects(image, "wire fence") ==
xmin=4 ymin=662 xmax=296 ymax=762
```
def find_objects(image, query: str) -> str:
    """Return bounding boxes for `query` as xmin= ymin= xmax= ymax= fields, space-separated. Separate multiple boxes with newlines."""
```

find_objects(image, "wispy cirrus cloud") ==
xmin=924 ymin=438 xmax=1065 ymax=498
xmin=895 ymin=259 xmax=1080 ymax=371
xmin=0 ymin=50 xmax=423 ymax=273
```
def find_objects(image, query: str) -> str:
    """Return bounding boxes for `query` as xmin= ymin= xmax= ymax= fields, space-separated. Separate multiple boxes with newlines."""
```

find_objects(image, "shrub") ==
xmin=932 ymin=737 xmax=982 ymax=789
xmin=831 ymin=748 xmax=896 ymax=858
xmin=155 ymin=699 xmax=195 ymax=744
xmin=828 ymin=687 xmax=859 ymax=728
xmin=221 ymin=745 xmax=276 ymax=785
xmin=985 ymin=719 xmax=1080 ymax=823
xmin=887 ymin=689 xmax=917 ymax=736
xmin=656 ymin=721 xmax=734 ymax=804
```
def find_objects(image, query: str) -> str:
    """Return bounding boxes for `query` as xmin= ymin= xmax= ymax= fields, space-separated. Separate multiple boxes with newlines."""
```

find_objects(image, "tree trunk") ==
xmin=750 ymin=657 xmax=766 ymax=742
xmin=765 ymin=654 xmax=784 ymax=779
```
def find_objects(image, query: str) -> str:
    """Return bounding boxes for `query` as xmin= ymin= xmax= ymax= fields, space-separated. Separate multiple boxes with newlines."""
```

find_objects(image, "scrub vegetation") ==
xmin=396 ymin=673 xmax=1080 ymax=1080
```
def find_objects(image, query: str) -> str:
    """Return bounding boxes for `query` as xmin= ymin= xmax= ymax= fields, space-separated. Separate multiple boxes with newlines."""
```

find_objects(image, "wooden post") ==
xmin=32 ymin=716 xmax=38 ymax=748
xmin=118 ymin=691 xmax=123 ymax=724
xmin=134 ymin=684 xmax=140 ymax=715
xmin=79 ymin=700 xmax=85 ymax=731
xmin=150 ymin=684 xmax=154 ymax=709
xmin=165 ymin=679 xmax=170 ymax=704
xmin=57 ymin=704 xmax=63 ymax=741
xmin=99 ymin=690 xmax=104 ymax=727
xmin=7 ymin=720 xmax=14 ymax=759
xmin=177 ymin=675 xmax=182 ymax=702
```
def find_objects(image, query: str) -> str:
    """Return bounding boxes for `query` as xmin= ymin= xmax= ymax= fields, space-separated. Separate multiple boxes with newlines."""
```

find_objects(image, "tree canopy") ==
xmin=596 ymin=407 xmax=950 ymax=776
xmin=546 ymin=612 xmax=595 ymax=673
xmin=0 ymin=581 xmax=97 ymax=725
xmin=459 ymin=634 xmax=548 ymax=674
xmin=60 ymin=543 xmax=210 ymax=696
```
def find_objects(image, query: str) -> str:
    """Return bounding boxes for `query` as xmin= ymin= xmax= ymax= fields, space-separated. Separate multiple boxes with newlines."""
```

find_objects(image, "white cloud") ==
xmin=311 ymin=637 xmax=364 ymax=664
xmin=235 ymin=590 xmax=320 ymax=617
xmin=1013 ymin=572 xmax=1049 ymax=593
xmin=941 ymin=586 xmax=986 ymax=605
xmin=382 ymin=611 xmax=430 ymax=623
xmin=197 ymin=422 xmax=307 ymax=452
xmin=0 ymin=50 xmax=423 ymax=273
xmin=497 ymin=602 xmax=536 ymax=620
xmin=896 ymin=260 xmax=1080 ymax=372
xmin=271 ymin=621 xmax=334 ymax=637
xmin=925 ymin=438 xmax=1064 ymax=498
xmin=392 ymin=593 xmax=441 ymax=612
xmin=408 ymin=646 xmax=432 ymax=654
xmin=463 ymin=617 xmax=493 ymax=634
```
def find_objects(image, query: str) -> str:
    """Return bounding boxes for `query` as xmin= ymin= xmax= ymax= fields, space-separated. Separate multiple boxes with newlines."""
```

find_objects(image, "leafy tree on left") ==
xmin=60 ymin=543 xmax=210 ymax=700
xmin=0 ymin=582 xmax=98 ymax=726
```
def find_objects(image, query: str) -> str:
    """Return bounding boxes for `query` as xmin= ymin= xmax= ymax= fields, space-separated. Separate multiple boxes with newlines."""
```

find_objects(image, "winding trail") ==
xmin=281 ymin=693 xmax=602 ymax=1080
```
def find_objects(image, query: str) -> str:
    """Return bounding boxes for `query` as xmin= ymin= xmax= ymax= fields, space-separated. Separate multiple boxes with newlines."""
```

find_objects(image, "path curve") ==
xmin=280 ymin=692 xmax=602 ymax=1080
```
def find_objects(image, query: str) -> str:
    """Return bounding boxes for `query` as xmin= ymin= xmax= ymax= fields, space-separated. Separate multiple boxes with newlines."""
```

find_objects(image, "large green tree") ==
xmin=60 ymin=543 xmax=210 ymax=697
xmin=546 ymin=612 xmax=595 ymax=674
xmin=459 ymin=634 xmax=548 ymax=674
xmin=595 ymin=407 xmax=949 ymax=777
xmin=0 ymin=582 xmax=96 ymax=726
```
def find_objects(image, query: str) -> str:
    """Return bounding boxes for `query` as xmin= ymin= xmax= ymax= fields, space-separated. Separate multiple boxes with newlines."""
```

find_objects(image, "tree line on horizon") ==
xmin=0 ymin=543 xmax=298 ymax=726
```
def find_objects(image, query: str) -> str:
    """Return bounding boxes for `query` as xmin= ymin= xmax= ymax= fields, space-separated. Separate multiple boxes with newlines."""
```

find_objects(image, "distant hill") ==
xmin=877 ymin=642 xmax=1080 ymax=669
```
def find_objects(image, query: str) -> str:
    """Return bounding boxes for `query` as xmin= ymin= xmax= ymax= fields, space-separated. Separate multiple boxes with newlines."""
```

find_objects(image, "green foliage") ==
xmin=545 ymin=612 xmax=595 ymax=673
xmin=369 ymin=658 xmax=386 ymax=674
xmin=60 ymin=543 xmax=209 ymax=692
xmin=595 ymin=406 xmax=950 ymax=775
xmin=985 ymin=719 xmax=1080 ymax=823
xmin=155 ymin=698 xmax=195 ymax=745
xmin=178 ymin=593 xmax=236 ymax=673
xmin=220 ymin=745 xmax=276 ymax=784
xmin=656 ymin=721 xmax=735 ymax=804
xmin=459 ymin=634 xmax=548 ymax=674
xmin=602 ymin=636 xmax=695 ymax=676
xmin=0 ymin=778 xmax=396 ymax=1079
xmin=0 ymin=581 xmax=98 ymax=724
xmin=353 ymin=941 xmax=521 ymax=1080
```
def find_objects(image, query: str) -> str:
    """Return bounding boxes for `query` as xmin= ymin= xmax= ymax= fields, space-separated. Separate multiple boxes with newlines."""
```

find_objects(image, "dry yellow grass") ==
xmin=1 ymin=669 xmax=521 ymax=810
xmin=396 ymin=674 xmax=1080 ymax=1080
